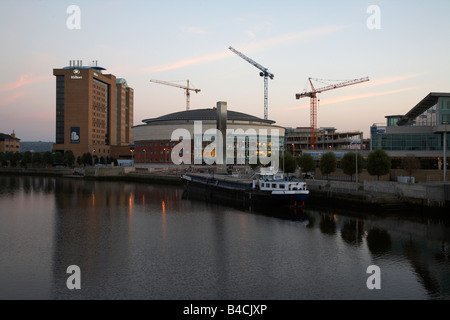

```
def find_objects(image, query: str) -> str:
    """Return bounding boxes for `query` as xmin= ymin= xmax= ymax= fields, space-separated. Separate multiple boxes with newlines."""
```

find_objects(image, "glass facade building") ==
xmin=372 ymin=132 xmax=449 ymax=151
xmin=371 ymin=93 xmax=450 ymax=153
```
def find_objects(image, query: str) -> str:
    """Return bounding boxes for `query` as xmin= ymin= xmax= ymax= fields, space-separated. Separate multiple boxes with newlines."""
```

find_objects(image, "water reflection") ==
xmin=1 ymin=175 xmax=450 ymax=299
xmin=403 ymin=239 xmax=442 ymax=298
xmin=366 ymin=227 xmax=392 ymax=255
xmin=319 ymin=213 xmax=336 ymax=235
xmin=341 ymin=219 xmax=365 ymax=246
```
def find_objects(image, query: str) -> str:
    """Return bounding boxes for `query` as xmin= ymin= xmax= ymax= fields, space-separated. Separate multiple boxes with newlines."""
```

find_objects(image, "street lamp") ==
xmin=130 ymin=149 xmax=134 ymax=166
xmin=443 ymin=122 xmax=448 ymax=182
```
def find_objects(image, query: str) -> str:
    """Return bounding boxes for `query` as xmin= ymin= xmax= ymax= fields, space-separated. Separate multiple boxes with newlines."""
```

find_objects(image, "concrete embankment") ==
xmin=0 ymin=167 xmax=73 ymax=176
xmin=2 ymin=167 xmax=449 ymax=211
xmin=306 ymin=179 xmax=450 ymax=211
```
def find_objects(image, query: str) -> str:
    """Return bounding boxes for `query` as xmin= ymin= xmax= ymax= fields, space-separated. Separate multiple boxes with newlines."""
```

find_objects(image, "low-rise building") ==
xmin=0 ymin=132 xmax=20 ymax=153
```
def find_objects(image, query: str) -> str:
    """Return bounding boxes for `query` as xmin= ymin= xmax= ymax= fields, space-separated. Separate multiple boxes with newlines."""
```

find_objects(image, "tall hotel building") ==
xmin=52 ymin=60 xmax=133 ymax=161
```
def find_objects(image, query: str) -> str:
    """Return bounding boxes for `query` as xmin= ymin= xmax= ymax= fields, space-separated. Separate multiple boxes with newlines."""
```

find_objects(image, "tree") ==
xmin=43 ymin=151 xmax=54 ymax=167
xmin=32 ymin=152 xmax=42 ymax=167
xmin=54 ymin=152 xmax=64 ymax=165
xmin=402 ymin=154 xmax=420 ymax=181
xmin=298 ymin=153 xmax=315 ymax=174
xmin=281 ymin=151 xmax=297 ymax=174
xmin=22 ymin=151 xmax=33 ymax=167
xmin=76 ymin=156 xmax=82 ymax=166
xmin=319 ymin=152 xmax=337 ymax=180
xmin=64 ymin=150 xmax=75 ymax=167
xmin=0 ymin=152 xmax=6 ymax=167
xmin=341 ymin=152 xmax=364 ymax=181
xmin=12 ymin=152 xmax=22 ymax=167
xmin=367 ymin=149 xmax=391 ymax=180
xmin=5 ymin=152 xmax=14 ymax=167
xmin=81 ymin=152 xmax=92 ymax=166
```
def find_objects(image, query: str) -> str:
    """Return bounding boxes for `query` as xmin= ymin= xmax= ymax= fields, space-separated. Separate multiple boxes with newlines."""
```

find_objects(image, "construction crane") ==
xmin=150 ymin=79 xmax=200 ymax=111
xmin=296 ymin=77 xmax=369 ymax=150
xmin=229 ymin=46 xmax=274 ymax=120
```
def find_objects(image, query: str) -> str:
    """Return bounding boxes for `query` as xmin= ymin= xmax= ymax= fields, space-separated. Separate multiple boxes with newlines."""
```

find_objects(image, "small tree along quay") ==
xmin=0 ymin=150 xmax=92 ymax=168
xmin=320 ymin=152 xmax=337 ymax=180
xmin=281 ymin=151 xmax=297 ymax=175
xmin=367 ymin=149 xmax=391 ymax=180
xmin=403 ymin=154 xmax=421 ymax=180
xmin=298 ymin=153 xmax=315 ymax=175
xmin=64 ymin=150 xmax=75 ymax=167
xmin=341 ymin=152 xmax=364 ymax=182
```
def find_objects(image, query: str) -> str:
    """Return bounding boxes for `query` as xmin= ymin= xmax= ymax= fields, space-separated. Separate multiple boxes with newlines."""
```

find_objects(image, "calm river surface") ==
xmin=0 ymin=175 xmax=449 ymax=300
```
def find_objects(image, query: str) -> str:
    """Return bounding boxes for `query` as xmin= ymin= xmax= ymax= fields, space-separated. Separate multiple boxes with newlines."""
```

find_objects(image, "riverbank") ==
xmin=1 ymin=167 xmax=449 ymax=212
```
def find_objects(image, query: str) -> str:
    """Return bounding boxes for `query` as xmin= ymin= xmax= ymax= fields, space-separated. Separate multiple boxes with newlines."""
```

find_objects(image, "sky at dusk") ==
xmin=0 ymin=0 xmax=449 ymax=142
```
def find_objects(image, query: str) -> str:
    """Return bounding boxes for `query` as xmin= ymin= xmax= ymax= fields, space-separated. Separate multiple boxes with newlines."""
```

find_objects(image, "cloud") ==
xmin=148 ymin=51 xmax=231 ymax=73
xmin=147 ymin=25 xmax=348 ymax=73
xmin=360 ymin=73 xmax=423 ymax=88
xmin=0 ymin=74 xmax=52 ymax=92
xmin=0 ymin=91 xmax=27 ymax=107
xmin=288 ymin=87 xmax=415 ymax=110
xmin=181 ymin=26 xmax=209 ymax=35
xmin=245 ymin=21 xmax=273 ymax=39
xmin=1 ymin=74 xmax=31 ymax=92
xmin=240 ymin=25 xmax=348 ymax=52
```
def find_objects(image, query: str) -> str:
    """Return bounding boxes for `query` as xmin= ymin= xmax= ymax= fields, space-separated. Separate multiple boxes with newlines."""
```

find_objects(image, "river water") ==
xmin=0 ymin=175 xmax=449 ymax=300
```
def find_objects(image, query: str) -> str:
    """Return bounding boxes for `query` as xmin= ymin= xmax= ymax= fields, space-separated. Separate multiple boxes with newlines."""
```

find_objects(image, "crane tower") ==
xmin=229 ymin=46 xmax=274 ymax=120
xmin=296 ymin=77 xmax=369 ymax=150
xmin=150 ymin=79 xmax=200 ymax=111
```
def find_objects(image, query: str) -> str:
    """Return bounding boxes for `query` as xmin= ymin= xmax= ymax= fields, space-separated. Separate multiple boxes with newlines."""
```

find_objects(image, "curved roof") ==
xmin=62 ymin=66 xmax=107 ymax=71
xmin=397 ymin=92 xmax=450 ymax=126
xmin=142 ymin=108 xmax=276 ymax=125
xmin=116 ymin=78 xmax=128 ymax=86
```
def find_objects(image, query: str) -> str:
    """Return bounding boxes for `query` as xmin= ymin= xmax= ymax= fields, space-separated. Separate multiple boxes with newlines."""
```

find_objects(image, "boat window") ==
xmin=266 ymin=183 xmax=270 ymax=188
xmin=272 ymin=184 xmax=277 ymax=188
xmin=279 ymin=184 xmax=285 ymax=189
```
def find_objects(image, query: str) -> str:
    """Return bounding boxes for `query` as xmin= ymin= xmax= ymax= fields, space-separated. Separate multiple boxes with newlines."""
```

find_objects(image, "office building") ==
xmin=285 ymin=127 xmax=366 ymax=156
xmin=52 ymin=60 xmax=133 ymax=161
xmin=371 ymin=92 xmax=450 ymax=168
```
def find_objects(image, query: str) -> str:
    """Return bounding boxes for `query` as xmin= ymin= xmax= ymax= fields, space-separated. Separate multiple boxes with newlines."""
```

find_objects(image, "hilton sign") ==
xmin=71 ymin=69 xmax=82 ymax=80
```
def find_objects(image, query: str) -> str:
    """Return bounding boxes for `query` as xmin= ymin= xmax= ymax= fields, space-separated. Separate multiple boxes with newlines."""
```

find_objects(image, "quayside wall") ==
xmin=2 ymin=167 xmax=449 ymax=210
xmin=306 ymin=179 xmax=450 ymax=209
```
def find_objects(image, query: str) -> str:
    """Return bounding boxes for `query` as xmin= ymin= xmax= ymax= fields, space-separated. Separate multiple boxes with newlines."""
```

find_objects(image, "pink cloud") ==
xmin=0 ymin=91 xmax=27 ymax=107
xmin=359 ymin=74 xmax=423 ymax=88
xmin=288 ymin=87 xmax=415 ymax=111
xmin=146 ymin=25 xmax=348 ymax=73
xmin=0 ymin=74 xmax=52 ymax=92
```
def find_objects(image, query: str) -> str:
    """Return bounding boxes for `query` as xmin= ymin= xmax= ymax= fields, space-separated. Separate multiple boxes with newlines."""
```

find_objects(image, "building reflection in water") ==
xmin=1 ymin=176 xmax=449 ymax=299
xmin=51 ymin=178 xmax=183 ymax=298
